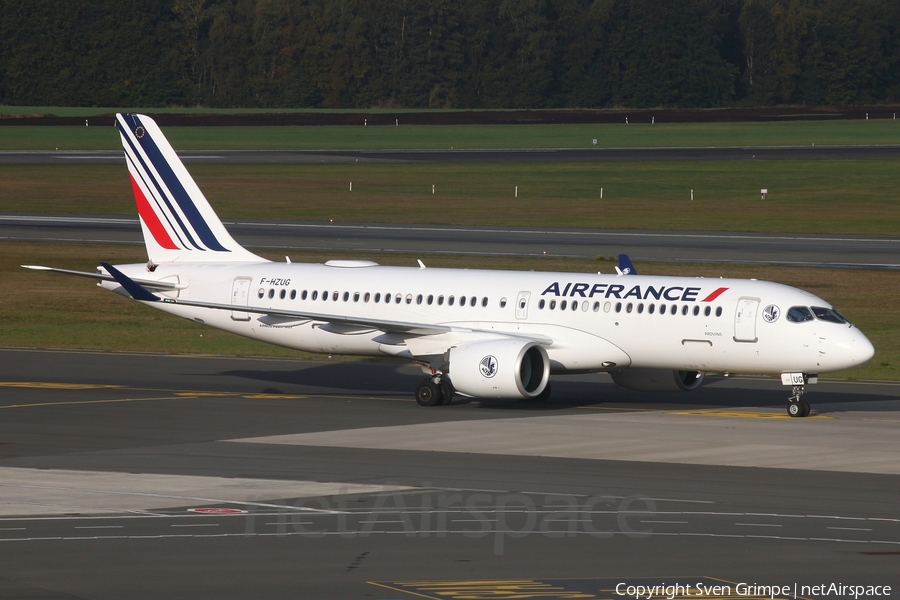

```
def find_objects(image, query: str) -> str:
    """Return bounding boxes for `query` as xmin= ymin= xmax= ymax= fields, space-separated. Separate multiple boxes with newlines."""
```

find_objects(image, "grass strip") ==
xmin=3 ymin=240 xmax=895 ymax=382
xmin=1 ymin=120 xmax=898 ymax=151
xmin=3 ymin=160 xmax=899 ymax=235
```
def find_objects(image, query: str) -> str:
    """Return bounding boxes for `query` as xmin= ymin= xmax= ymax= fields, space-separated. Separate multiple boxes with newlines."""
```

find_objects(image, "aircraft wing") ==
xmin=97 ymin=263 xmax=553 ymax=344
xmin=22 ymin=265 xmax=185 ymax=292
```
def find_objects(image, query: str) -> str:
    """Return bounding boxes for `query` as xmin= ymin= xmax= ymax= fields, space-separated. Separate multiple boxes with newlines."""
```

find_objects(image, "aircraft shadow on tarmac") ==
xmin=217 ymin=361 xmax=895 ymax=413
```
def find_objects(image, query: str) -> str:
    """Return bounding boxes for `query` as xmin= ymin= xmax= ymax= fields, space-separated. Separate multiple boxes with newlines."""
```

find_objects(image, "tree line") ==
xmin=1 ymin=0 xmax=898 ymax=109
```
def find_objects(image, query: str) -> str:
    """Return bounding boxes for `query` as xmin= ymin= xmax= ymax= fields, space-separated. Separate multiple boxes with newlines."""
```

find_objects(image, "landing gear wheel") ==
xmin=415 ymin=379 xmax=442 ymax=407
xmin=788 ymin=399 xmax=811 ymax=417
xmin=439 ymin=379 xmax=454 ymax=405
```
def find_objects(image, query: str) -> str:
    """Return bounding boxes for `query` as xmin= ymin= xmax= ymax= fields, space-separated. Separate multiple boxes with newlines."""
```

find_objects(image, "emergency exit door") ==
xmin=734 ymin=297 xmax=759 ymax=342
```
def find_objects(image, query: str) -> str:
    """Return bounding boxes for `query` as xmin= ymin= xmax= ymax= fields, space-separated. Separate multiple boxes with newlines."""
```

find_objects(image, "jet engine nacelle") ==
xmin=449 ymin=339 xmax=550 ymax=399
xmin=610 ymin=368 xmax=704 ymax=392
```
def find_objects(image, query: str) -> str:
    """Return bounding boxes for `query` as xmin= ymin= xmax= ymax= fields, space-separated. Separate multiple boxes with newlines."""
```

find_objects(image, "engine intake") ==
xmin=449 ymin=339 xmax=550 ymax=399
xmin=610 ymin=368 xmax=704 ymax=392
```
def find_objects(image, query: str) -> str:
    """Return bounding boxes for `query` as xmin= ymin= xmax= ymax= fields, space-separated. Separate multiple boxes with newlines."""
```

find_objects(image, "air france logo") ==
xmin=540 ymin=282 xmax=729 ymax=302
xmin=479 ymin=355 xmax=498 ymax=378
xmin=763 ymin=304 xmax=780 ymax=323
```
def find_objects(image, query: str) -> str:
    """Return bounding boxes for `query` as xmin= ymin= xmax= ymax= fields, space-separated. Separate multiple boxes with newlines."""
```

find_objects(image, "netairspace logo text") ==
xmin=615 ymin=583 xmax=893 ymax=600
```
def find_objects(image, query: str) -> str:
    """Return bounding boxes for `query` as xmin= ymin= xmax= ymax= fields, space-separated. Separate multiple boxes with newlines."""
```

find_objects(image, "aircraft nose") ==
xmin=853 ymin=332 xmax=875 ymax=365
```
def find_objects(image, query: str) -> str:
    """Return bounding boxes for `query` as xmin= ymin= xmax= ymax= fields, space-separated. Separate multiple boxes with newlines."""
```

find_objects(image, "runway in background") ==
xmin=3 ymin=213 xmax=898 ymax=268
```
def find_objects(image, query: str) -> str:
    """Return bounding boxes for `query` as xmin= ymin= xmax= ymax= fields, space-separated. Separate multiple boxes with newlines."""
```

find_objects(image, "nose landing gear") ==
xmin=787 ymin=385 xmax=810 ymax=417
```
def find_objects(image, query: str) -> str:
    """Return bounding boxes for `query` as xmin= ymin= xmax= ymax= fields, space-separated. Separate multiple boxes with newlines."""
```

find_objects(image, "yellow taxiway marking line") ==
xmin=370 ymin=579 xmax=597 ymax=599
xmin=367 ymin=581 xmax=439 ymax=600
xmin=0 ymin=396 xmax=191 ymax=409
xmin=669 ymin=409 xmax=833 ymax=419
xmin=576 ymin=405 xmax=659 ymax=412
xmin=0 ymin=382 xmax=124 ymax=390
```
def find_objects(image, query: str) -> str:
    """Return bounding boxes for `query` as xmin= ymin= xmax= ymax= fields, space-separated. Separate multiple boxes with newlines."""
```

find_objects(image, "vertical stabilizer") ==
xmin=117 ymin=113 xmax=264 ymax=263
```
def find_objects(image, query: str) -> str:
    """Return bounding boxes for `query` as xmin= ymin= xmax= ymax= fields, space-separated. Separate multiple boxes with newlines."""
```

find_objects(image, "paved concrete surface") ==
xmin=0 ymin=348 xmax=898 ymax=599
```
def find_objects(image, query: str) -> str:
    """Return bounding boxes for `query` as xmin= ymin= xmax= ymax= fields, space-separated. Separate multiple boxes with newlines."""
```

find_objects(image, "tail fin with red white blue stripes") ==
xmin=117 ymin=113 xmax=264 ymax=264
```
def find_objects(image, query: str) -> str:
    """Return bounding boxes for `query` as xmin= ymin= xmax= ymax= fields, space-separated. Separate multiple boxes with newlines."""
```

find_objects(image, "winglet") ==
xmin=100 ymin=262 xmax=160 ymax=301
xmin=617 ymin=254 xmax=638 ymax=276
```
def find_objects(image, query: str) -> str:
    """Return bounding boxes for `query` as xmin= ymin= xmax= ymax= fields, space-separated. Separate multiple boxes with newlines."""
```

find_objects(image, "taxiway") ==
xmin=1 ymin=348 xmax=898 ymax=599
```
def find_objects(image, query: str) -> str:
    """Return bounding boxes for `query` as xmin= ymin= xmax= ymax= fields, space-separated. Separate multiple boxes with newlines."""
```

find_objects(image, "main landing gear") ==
xmin=787 ymin=385 xmax=810 ymax=418
xmin=415 ymin=376 xmax=454 ymax=407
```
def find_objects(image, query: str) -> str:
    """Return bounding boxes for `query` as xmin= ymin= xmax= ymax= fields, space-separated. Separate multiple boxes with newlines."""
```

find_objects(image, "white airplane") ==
xmin=25 ymin=113 xmax=875 ymax=417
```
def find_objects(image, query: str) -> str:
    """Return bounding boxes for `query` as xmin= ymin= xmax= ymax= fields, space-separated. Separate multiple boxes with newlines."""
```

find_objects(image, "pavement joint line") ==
xmin=2 ymin=531 xmax=896 ymax=545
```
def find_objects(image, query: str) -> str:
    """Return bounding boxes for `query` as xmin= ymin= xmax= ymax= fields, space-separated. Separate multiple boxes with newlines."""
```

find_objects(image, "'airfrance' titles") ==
xmin=541 ymin=282 xmax=729 ymax=303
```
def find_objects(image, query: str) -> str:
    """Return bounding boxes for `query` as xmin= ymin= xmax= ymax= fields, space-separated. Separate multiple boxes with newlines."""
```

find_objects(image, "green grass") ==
xmin=3 ymin=160 xmax=899 ymax=235
xmin=2 ymin=240 xmax=895 ymax=381
xmin=1 ymin=119 xmax=899 ymax=150
xmin=0 ymin=105 xmax=478 ymax=116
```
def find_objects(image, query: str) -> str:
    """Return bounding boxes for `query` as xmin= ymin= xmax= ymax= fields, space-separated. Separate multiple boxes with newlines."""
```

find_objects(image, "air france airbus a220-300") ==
xmin=26 ymin=114 xmax=875 ymax=417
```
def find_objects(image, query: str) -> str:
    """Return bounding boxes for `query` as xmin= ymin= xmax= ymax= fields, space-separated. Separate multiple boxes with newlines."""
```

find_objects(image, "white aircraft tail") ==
xmin=116 ymin=113 xmax=264 ymax=263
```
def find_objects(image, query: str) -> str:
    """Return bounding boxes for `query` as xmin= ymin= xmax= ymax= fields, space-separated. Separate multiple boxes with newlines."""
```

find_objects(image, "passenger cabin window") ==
xmin=448 ymin=296 xmax=455 ymax=306
xmin=500 ymin=298 xmax=507 ymax=308
xmin=538 ymin=299 xmax=545 ymax=309
xmin=471 ymin=296 xmax=477 ymax=307
xmin=290 ymin=290 xmax=296 ymax=300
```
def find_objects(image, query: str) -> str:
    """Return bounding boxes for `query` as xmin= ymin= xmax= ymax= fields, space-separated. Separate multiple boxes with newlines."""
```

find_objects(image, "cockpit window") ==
xmin=812 ymin=306 xmax=848 ymax=324
xmin=786 ymin=306 xmax=814 ymax=323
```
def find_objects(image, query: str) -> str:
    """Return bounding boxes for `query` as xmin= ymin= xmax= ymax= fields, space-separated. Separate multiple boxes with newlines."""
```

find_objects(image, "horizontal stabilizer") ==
xmin=22 ymin=265 xmax=184 ymax=291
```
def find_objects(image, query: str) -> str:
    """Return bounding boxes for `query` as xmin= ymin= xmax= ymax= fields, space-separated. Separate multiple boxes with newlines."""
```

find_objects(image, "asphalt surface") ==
xmin=3 ymin=145 xmax=900 ymax=164
xmin=3 ymin=213 xmax=899 ymax=268
xmin=1 ymin=348 xmax=898 ymax=599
